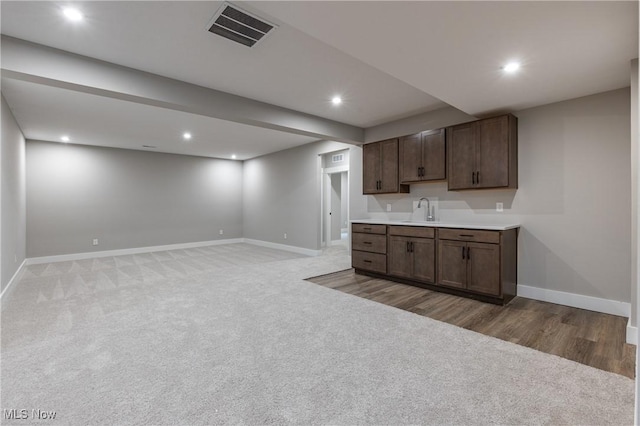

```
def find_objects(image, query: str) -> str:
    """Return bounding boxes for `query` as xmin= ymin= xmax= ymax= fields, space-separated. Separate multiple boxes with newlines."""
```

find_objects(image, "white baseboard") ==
xmin=520 ymin=286 xmax=637 ymax=344
xmin=518 ymin=284 xmax=630 ymax=318
xmin=243 ymin=239 xmax=321 ymax=257
xmin=26 ymin=238 xmax=245 ymax=265
xmin=0 ymin=258 xmax=26 ymax=300
xmin=26 ymin=238 xmax=321 ymax=266
xmin=626 ymin=318 xmax=637 ymax=345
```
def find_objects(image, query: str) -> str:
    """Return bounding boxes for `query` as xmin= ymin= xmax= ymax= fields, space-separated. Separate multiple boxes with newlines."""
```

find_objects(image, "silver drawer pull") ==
xmin=363 ymin=260 xmax=372 ymax=263
xmin=459 ymin=234 xmax=474 ymax=237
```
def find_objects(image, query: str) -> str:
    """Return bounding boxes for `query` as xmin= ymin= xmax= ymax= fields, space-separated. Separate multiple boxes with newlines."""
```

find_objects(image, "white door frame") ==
xmin=321 ymin=165 xmax=349 ymax=247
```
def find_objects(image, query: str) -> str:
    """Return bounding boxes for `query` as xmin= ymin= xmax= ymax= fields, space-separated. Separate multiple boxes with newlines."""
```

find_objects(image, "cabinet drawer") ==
xmin=352 ymin=233 xmax=387 ymax=254
xmin=388 ymin=226 xmax=435 ymax=238
xmin=352 ymin=250 xmax=387 ymax=274
xmin=352 ymin=223 xmax=386 ymax=235
xmin=438 ymin=228 xmax=500 ymax=244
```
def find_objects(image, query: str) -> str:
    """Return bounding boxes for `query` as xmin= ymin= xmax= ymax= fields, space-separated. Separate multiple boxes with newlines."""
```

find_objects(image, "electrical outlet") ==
xmin=496 ymin=202 xmax=504 ymax=212
xmin=92 ymin=238 xmax=99 ymax=246
xmin=14 ymin=254 xmax=17 ymax=263
xmin=284 ymin=233 xmax=287 ymax=240
xmin=386 ymin=203 xmax=392 ymax=212
xmin=219 ymin=229 xmax=224 ymax=235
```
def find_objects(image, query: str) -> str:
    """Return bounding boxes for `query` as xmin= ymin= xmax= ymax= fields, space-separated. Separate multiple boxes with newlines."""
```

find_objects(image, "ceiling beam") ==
xmin=0 ymin=36 xmax=364 ymax=144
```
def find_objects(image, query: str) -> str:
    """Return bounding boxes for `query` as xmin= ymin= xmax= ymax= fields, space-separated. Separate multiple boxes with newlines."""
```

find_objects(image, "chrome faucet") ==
xmin=417 ymin=197 xmax=435 ymax=222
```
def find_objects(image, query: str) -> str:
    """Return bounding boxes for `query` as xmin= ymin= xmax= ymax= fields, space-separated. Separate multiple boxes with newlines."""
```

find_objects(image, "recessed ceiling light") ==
xmin=183 ymin=132 xmax=192 ymax=140
xmin=231 ymin=154 xmax=237 ymax=160
xmin=331 ymin=96 xmax=342 ymax=106
xmin=503 ymin=62 xmax=520 ymax=73
xmin=62 ymin=7 xmax=83 ymax=22
xmin=60 ymin=135 xmax=70 ymax=143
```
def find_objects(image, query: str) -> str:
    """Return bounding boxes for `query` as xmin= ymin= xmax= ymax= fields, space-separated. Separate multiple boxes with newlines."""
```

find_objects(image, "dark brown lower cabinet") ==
xmin=436 ymin=228 xmax=517 ymax=303
xmin=351 ymin=223 xmax=518 ymax=305
xmin=437 ymin=240 xmax=500 ymax=296
xmin=437 ymin=239 xmax=466 ymax=289
xmin=352 ymin=250 xmax=387 ymax=274
xmin=388 ymin=236 xmax=435 ymax=283
xmin=467 ymin=242 xmax=500 ymax=295
xmin=351 ymin=224 xmax=387 ymax=274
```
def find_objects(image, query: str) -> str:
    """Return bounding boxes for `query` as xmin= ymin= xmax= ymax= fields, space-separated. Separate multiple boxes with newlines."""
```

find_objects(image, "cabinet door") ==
xmin=437 ymin=240 xmax=467 ymax=289
xmin=412 ymin=237 xmax=435 ymax=283
xmin=477 ymin=115 xmax=509 ymax=188
xmin=363 ymin=142 xmax=380 ymax=194
xmin=447 ymin=123 xmax=477 ymax=190
xmin=388 ymin=236 xmax=412 ymax=279
xmin=380 ymin=139 xmax=400 ymax=193
xmin=422 ymin=129 xmax=446 ymax=181
xmin=399 ymin=133 xmax=422 ymax=183
xmin=466 ymin=242 xmax=500 ymax=295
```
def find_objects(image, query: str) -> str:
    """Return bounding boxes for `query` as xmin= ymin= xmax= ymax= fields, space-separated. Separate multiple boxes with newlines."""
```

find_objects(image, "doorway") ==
xmin=320 ymin=150 xmax=349 ymax=248
xmin=326 ymin=171 xmax=348 ymax=247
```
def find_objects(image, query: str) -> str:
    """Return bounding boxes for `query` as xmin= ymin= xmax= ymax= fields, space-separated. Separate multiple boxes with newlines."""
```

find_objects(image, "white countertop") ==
xmin=351 ymin=219 xmax=520 ymax=231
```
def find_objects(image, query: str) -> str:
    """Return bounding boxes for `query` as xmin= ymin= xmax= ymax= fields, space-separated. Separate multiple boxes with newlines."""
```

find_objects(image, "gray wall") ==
xmin=348 ymin=145 xmax=367 ymax=227
xmin=364 ymin=88 xmax=631 ymax=304
xmin=243 ymin=140 xmax=363 ymax=251
xmin=26 ymin=141 xmax=243 ymax=257
xmin=1 ymin=95 xmax=26 ymax=292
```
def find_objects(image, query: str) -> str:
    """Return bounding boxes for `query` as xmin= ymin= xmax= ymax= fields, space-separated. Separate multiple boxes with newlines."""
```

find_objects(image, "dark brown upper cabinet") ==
xmin=447 ymin=114 xmax=518 ymax=190
xmin=399 ymin=128 xmax=446 ymax=184
xmin=363 ymin=138 xmax=410 ymax=194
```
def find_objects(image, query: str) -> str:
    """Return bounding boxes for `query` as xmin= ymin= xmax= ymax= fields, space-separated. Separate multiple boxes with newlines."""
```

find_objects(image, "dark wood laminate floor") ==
xmin=307 ymin=269 xmax=636 ymax=379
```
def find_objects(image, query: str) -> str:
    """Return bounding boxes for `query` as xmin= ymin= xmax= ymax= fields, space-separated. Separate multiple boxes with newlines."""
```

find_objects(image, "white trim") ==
xmin=26 ymin=238 xmax=245 ymax=265
xmin=21 ymin=237 xmax=321 ymax=267
xmin=518 ymin=284 xmax=630 ymax=317
xmin=323 ymin=165 xmax=349 ymax=174
xmin=0 ymin=259 xmax=27 ymax=300
xmin=627 ymin=318 xmax=637 ymax=345
xmin=244 ymin=238 xmax=321 ymax=257
xmin=324 ymin=172 xmax=332 ymax=247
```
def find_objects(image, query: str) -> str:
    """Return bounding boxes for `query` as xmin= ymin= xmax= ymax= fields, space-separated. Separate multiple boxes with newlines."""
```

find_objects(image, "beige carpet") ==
xmin=1 ymin=243 xmax=634 ymax=424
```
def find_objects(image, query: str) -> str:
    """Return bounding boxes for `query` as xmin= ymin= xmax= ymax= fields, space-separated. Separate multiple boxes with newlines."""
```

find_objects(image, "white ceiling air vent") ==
xmin=207 ymin=2 xmax=277 ymax=48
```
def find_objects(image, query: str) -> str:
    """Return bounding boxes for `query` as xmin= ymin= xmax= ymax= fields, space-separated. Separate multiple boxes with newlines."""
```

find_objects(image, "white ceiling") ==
xmin=0 ymin=1 xmax=445 ymax=127
xmin=253 ymin=1 xmax=638 ymax=116
xmin=1 ymin=78 xmax=318 ymax=160
xmin=0 ymin=1 xmax=637 ymax=159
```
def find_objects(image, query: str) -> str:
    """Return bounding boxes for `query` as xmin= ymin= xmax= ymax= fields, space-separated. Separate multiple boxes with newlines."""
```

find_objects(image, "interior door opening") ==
xmin=320 ymin=150 xmax=349 ymax=249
